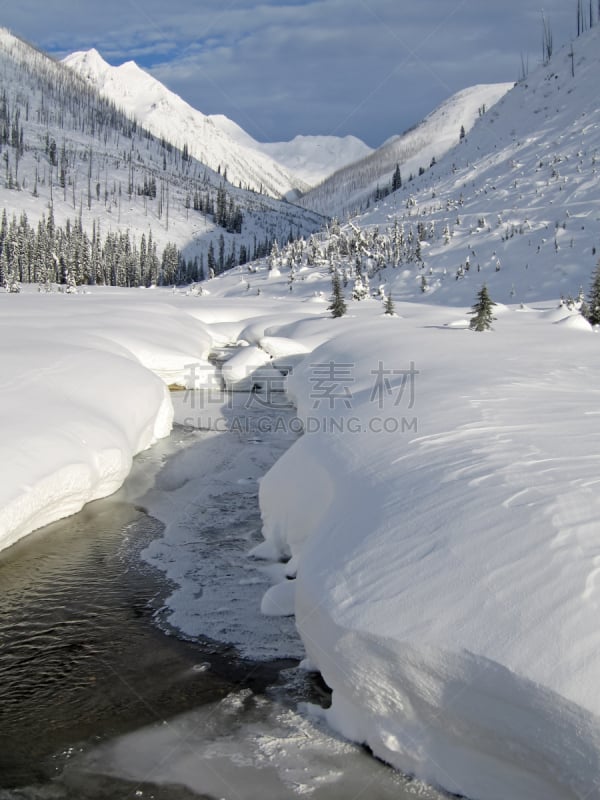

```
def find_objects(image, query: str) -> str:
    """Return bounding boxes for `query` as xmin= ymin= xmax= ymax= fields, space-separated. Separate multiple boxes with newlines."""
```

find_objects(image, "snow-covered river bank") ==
xmin=0 ymin=385 xmax=443 ymax=800
xmin=4 ymin=288 xmax=600 ymax=799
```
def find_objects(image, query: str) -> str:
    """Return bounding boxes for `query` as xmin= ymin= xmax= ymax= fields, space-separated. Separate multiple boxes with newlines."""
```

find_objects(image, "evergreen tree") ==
xmin=328 ymin=270 xmax=347 ymax=318
xmin=268 ymin=240 xmax=280 ymax=271
xmin=218 ymin=233 xmax=225 ymax=272
xmin=391 ymin=163 xmax=402 ymax=192
xmin=352 ymin=274 xmax=368 ymax=301
xmin=469 ymin=284 xmax=496 ymax=331
xmin=383 ymin=291 xmax=395 ymax=316
xmin=587 ymin=260 xmax=600 ymax=325
xmin=207 ymin=240 xmax=216 ymax=275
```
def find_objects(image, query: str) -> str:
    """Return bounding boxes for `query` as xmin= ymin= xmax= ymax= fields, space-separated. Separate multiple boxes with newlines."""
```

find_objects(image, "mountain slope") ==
xmin=299 ymin=83 xmax=513 ymax=218
xmin=347 ymin=24 xmax=600 ymax=306
xmin=0 ymin=29 xmax=324 ymax=288
xmin=260 ymin=134 xmax=373 ymax=188
xmin=63 ymin=49 xmax=310 ymax=199
xmin=197 ymin=25 xmax=600 ymax=310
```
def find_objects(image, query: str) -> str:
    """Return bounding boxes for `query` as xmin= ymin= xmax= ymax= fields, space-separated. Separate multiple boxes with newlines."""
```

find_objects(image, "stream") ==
xmin=0 ymin=372 xmax=445 ymax=800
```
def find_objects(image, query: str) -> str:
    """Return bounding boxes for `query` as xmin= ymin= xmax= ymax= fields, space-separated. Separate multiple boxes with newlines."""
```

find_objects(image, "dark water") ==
xmin=0 ymin=442 xmax=293 ymax=795
xmin=0 ymin=416 xmax=443 ymax=800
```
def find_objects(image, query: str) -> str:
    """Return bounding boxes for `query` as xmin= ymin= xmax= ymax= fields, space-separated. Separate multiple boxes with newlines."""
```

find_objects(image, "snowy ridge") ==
xmin=259 ymin=134 xmax=373 ymax=188
xmin=208 ymin=114 xmax=373 ymax=187
xmin=299 ymin=83 xmax=513 ymax=218
xmin=63 ymin=49 xmax=310 ymax=199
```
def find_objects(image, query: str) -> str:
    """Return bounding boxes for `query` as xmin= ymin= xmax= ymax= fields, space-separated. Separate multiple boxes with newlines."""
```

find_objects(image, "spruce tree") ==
xmin=383 ymin=291 xmax=395 ymax=316
xmin=587 ymin=260 xmax=600 ymax=325
xmin=328 ymin=270 xmax=347 ymax=318
xmin=469 ymin=284 xmax=496 ymax=331
xmin=392 ymin=163 xmax=402 ymax=192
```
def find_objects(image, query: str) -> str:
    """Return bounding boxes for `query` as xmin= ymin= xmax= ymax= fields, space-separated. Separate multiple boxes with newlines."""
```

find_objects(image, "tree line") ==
xmin=0 ymin=206 xmax=285 ymax=291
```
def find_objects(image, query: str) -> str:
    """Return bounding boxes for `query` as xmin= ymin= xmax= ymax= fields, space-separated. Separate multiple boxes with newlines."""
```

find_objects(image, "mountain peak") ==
xmin=63 ymin=48 xmax=111 ymax=80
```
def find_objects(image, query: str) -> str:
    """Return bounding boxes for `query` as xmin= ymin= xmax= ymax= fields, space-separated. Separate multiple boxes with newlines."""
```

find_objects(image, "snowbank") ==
xmin=221 ymin=345 xmax=283 ymax=391
xmin=0 ymin=291 xmax=214 ymax=551
xmin=258 ymin=307 xmax=600 ymax=799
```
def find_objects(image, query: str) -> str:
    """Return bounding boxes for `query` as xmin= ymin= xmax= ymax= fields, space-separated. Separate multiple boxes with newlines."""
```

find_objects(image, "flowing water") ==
xmin=0 ymin=385 xmax=445 ymax=800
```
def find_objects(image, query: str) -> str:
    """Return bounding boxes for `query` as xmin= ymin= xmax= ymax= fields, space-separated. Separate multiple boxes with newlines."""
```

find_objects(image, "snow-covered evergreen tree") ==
xmin=328 ymin=270 xmax=347 ymax=318
xmin=469 ymin=285 xmax=496 ymax=331
xmin=383 ymin=291 xmax=395 ymax=315
xmin=352 ymin=274 xmax=369 ymax=301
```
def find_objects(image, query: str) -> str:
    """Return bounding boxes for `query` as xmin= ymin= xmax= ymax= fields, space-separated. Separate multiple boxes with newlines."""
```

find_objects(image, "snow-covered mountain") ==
xmin=63 ymin=48 xmax=311 ymax=199
xmin=209 ymin=114 xmax=373 ymax=186
xmin=0 ymin=29 xmax=324 ymax=288
xmin=216 ymin=24 xmax=600 ymax=310
xmin=260 ymin=134 xmax=373 ymax=188
xmin=64 ymin=49 xmax=373 ymax=192
xmin=298 ymin=82 xmax=513 ymax=218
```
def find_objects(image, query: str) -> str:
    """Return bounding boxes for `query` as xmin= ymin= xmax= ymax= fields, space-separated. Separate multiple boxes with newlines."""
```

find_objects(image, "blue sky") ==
xmin=1 ymin=0 xmax=576 ymax=147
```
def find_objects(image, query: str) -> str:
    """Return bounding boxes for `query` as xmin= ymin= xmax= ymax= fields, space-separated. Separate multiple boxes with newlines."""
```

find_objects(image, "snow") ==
xmin=0 ymin=289 xmax=213 ymax=552
xmin=3 ymin=18 xmax=600 ymax=800
xmin=208 ymin=115 xmax=374 ymax=186
xmin=220 ymin=344 xmax=279 ymax=391
xmin=63 ymin=49 xmax=309 ymax=198
xmin=257 ymin=304 xmax=600 ymax=799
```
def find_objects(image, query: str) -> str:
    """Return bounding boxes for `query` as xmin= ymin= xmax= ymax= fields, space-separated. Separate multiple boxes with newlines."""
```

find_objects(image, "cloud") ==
xmin=0 ymin=0 xmax=582 ymax=146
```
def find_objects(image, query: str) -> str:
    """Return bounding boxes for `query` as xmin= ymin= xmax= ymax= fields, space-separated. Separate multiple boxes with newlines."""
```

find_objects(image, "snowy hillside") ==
xmin=299 ymin=83 xmax=513 ymax=218
xmin=345 ymin=25 xmax=600 ymax=308
xmin=63 ymin=49 xmax=309 ymax=199
xmin=0 ymin=29 xmax=324 ymax=289
xmin=206 ymin=25 xmax=600 ymax=311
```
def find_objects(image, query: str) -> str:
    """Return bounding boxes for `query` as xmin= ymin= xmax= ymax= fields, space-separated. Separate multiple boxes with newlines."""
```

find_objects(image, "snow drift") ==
xmin=258 ymin=307 xmax=600 ymax=799
xmin=0 ymin=291 xmax=214 ymax=552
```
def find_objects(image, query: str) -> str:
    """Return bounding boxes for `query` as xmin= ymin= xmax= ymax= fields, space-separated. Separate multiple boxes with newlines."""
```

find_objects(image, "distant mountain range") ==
xmin=63 ymin=49 xmax=373 ymax=197
xmin=63 ymin=49 xmax=513 ymax=222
